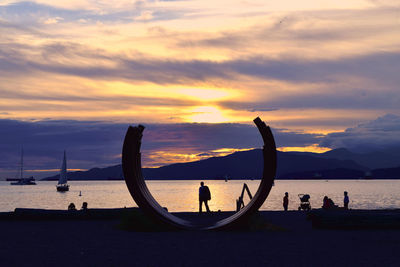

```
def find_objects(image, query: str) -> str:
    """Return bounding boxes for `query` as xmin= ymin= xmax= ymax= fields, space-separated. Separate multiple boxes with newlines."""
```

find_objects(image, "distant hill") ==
xmin=42 ymin=148 xmax=372 ymax=180
xmin=294 ymin=147 xmax=400 ymax=170
xmin=139 ymin=149 xmax=367 ymax=180
xmin=42 ymin=165 xmax=123 ymax=181
xmin=279 ymin=168 xmax=365 ymax=179
xmin=371 ymin=166 xmax=400 ymax=179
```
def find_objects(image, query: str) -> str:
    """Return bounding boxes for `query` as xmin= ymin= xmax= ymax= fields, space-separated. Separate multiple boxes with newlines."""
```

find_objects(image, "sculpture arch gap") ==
xmin=122 ymin=117 xmax=277 ymax=230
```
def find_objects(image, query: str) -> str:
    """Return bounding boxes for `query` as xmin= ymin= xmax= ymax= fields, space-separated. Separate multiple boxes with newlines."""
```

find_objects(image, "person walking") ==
xmin=344 ymin=191 xmax=349 ymax=209
xmin=199 ymin=181 xmax=211 ymax=213
xmin=283 ymin=192 xmax=289 ymax=211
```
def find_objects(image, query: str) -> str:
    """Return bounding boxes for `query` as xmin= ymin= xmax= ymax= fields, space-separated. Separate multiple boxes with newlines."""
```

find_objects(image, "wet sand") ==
xmin=0 ymin=211 xmax=399 ymax=267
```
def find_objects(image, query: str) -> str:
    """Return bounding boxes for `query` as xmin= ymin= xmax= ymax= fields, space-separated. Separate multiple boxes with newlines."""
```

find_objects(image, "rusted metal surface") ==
xmin=122 ymin=117 xmax=277 ymax=230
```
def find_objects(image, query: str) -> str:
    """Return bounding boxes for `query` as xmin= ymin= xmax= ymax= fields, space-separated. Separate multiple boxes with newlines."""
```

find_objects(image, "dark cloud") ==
xmin=2 ymin=39 xmax=400 ymax=89
xmin=219 ymin=86 xmax=400 ymax=110
xmin=0 ymin=87 xmax=197 ymax=108
xmin=10 ymin=39 xmax=400 ymax=83
xmin=1 ymin=39 xmax=399 ymax=116
xmin=2 ymin=115 xmax=396 ymax=176
xmin=142 ymin=123 xmax=321 ymax=152
xmin=320 ymin=114 xmax=400 ymax=151
xmin=0 ymin=41 xmax=231 ymax=84
xmin=224 ymin=52 xmax=400 ymax=85
xmin=0 ymin=119 xmax=126 ymax=171
xmin=2 ymin=40 xmax=399 ymax=114
xmin=2 ymin=2 xmax=399 ymax=89
xmin=0 ymin=119 xmax=322 ymax=178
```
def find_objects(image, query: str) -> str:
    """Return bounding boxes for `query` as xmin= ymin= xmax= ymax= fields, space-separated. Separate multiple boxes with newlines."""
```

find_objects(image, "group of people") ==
xmin=200 ymin=182 xmax=351 ymax=213
xmin=322 ymin=191 xmax=349 ymax=210
xmin=283 ymin=191 xmax=350 ymax=211
xmin=68 ymin=202 xmax=88 ymax=211
xmin=66 ymin=183 xmax=352 ymax=213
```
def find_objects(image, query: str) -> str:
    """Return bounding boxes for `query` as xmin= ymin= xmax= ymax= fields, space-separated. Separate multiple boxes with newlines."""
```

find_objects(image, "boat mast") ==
xmin=20 ymin=147 xmax=24 ymax=179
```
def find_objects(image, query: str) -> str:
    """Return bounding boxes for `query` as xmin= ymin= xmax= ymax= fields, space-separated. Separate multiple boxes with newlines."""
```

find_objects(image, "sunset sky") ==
xmin=1 ymin=0 xmax=400 ymax=177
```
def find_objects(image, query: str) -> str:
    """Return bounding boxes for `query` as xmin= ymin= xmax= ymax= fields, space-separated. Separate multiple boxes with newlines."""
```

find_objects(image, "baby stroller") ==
xmin=298 ymin=194 xmax=311 ymax=211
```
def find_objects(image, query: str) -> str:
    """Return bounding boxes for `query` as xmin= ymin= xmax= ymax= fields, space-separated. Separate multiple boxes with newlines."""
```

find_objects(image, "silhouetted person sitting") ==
xmin=199 ymin=181 xmax=211 ymax=213
xmin=322 ymin=196 xmax=329 ymax=209
xmin=344 ymin=191 xmax=349 ymax=209
xmin=283 ymin=192 xmax=289 ymax=211
xmin=68 ymin=203 xmax=76 ymax=211
xmin=81 ymin=202 xmax=88 ymax=210
xmin=322 ymin=196 xmax=337 ymax=210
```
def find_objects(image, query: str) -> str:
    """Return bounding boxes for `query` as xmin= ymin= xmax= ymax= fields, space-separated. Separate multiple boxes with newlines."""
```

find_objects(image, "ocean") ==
xmin=0 ymin=180 xmax=399 ymax=212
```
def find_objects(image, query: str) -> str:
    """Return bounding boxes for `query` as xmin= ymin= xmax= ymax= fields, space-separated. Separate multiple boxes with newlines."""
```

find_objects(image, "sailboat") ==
xmin=10 ymin=148 xmax=36 ymax=185
xmin=56 ymin=150 xmax=69 ymax=192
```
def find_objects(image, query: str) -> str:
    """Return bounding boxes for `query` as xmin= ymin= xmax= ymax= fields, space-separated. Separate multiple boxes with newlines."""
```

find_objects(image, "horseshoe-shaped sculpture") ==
xmin=122 ymin=117 xmax=277 ymax=230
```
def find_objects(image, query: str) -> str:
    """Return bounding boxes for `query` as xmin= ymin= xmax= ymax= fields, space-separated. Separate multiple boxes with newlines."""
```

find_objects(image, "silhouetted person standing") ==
xmin=81 ymin=202 xmax=88 ymax=210
xmin=283 ymin=192 xmax=289 ymax=211
xmin=344 ymin=191 xmax=349 ymax=209
xmin=199 ymin=181 xmax=211 ymax=213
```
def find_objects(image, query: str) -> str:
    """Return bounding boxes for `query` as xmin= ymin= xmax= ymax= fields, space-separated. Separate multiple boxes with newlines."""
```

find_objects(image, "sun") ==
xmin=187 ymin=106 xmax=231 ymax=123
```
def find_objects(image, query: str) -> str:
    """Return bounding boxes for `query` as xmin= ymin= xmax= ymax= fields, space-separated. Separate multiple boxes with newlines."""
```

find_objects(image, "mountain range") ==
xmin=42 ymin=147 xmax=400 ymax=180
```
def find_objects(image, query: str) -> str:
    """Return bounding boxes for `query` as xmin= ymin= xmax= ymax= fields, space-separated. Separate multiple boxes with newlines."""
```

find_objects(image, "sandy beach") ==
xmin=1 ymin=210 xmax=399 ymax=267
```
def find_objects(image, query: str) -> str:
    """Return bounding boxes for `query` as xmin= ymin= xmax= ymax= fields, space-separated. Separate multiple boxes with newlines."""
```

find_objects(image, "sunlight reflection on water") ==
xmin=0 ymin=180 xmax=399 ymax=212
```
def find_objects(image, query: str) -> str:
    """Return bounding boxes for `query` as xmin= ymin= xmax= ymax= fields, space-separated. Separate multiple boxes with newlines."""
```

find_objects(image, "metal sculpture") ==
xmin=236 ymin=183 xmax=253 ymax=212
xmin=122 ymin=117 xmax=277 ymax=230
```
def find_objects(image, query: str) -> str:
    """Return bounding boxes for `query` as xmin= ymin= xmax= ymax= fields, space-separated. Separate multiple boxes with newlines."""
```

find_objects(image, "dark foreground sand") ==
xmin=1 ymin=211 xmax=399 ymax=267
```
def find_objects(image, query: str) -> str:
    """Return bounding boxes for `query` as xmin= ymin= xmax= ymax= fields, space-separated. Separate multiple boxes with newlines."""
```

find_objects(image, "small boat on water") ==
xmin=56 ymin=150 xmax=69 ymax=192
xmin=11 ymin=177 xmax=36 ymax=185
xmin=10 ymin=148 xmax=36 ymax=185
xmin=314 ymin=172 xmax=323 ymax=179
xmin=224 ymin=175 xmax=229 ymax=182
xmin=364 ymin=171 xmax=373 ymax=179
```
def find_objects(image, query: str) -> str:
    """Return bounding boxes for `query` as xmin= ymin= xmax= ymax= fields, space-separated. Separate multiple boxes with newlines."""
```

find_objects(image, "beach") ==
xmin=1 ymin=211 xmax=399 ymax=267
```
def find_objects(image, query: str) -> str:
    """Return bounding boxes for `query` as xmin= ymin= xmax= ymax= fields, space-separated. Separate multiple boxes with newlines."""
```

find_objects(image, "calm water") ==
xmin=0 ymin=180 xmax=399 ymax=212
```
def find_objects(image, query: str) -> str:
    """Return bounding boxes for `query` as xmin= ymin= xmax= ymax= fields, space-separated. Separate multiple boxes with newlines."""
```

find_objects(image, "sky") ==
xmin=0 ymin=0 xmax=400 ymax=178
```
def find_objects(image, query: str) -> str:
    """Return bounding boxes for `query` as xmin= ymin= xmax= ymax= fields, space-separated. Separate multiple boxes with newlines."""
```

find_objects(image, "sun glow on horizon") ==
xmin=143 ymin=147 xmax=258 ymax=168
xmin=210 ymin=148 xmax=255 ymax=154
xmin=278 ymin=144 xmax=331 ymax=153
xmin=186 ymin=106 xmax=231 ymax=123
